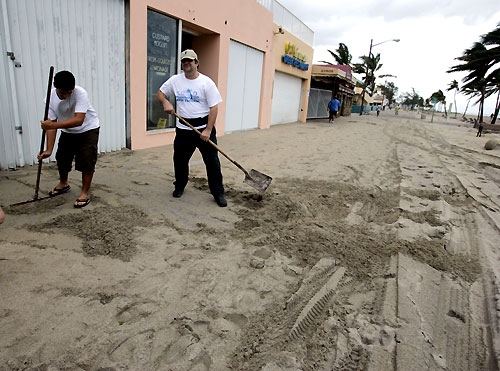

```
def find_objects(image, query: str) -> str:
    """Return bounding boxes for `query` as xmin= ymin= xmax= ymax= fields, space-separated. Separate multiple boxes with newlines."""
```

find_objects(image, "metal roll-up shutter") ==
xmin=271 ymin=71 xmax=302 ymax=125
xmin=0 ymin=0 xmax=126 ymax=170
xmin=225 ymin=40 xmax=263 ymax=133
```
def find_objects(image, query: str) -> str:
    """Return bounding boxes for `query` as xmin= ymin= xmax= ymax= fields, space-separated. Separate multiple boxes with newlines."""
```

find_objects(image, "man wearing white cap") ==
xmin=157 ymin=49 xmax=227 ymax=207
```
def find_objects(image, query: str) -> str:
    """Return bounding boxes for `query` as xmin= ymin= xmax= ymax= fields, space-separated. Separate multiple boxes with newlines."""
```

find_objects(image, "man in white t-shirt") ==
xmin=38 ymin=70 xmax=100 ymax=208
xmin=157 ymin=49 xmax=227 ymax=207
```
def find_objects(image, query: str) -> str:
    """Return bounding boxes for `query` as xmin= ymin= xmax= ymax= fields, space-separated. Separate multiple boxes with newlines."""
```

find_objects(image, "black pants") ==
xmin=173 ymin=118 xmax=224 ymax=196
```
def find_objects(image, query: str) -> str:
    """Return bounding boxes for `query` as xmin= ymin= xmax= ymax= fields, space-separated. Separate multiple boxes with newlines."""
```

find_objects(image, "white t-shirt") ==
xmin=159 ymin=72 xmax=223 ymax=130
xmin=48 ymin=85 xmax=100 ymax=134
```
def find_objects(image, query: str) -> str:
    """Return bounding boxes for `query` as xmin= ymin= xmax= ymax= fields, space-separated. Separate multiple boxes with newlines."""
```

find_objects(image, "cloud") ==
xmin=376 ymin=0 xmax=499 ymax=25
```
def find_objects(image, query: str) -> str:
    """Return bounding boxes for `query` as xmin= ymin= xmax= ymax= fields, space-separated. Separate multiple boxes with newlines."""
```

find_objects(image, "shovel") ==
xmin=173 ymin=113 xmax=272 ymax=193
xmin=10 ymin=66 xmax=54 ymax=207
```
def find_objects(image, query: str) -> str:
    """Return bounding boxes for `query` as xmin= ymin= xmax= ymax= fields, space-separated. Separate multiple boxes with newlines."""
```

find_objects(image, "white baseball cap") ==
xmin=180 ymin=49 xmax=198 ymax=60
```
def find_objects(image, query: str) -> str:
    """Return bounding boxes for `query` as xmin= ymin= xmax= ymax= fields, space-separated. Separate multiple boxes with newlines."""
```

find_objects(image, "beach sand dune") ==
xmin=1 ymin=110 xmax=500 ymax=370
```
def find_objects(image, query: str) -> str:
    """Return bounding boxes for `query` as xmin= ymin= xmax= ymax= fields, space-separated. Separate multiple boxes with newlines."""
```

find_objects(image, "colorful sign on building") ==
xmin=282 ymin=42 xmax=309 ymax=71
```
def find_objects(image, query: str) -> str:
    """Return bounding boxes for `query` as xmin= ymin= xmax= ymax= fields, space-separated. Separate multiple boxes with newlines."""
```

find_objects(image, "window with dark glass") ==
xmin=147 ymin=9 xmax=178 ymax=131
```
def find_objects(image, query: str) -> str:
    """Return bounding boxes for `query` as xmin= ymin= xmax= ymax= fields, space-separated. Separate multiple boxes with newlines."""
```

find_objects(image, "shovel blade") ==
xmin=244 ymin=169 xmax=272 ymax=193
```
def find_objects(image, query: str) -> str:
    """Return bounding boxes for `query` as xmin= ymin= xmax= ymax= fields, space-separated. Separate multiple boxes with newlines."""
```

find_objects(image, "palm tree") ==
xmin=400 ymin=88 xmax=423 ymax=110
xmin=448 ymin=23 xmax=500 ymax=123
xmin=367 ymin=53 xmax=384 ymax=95
xmin=379 ymin=81 xmax=398 ymax=106
xmin=353 ymin=53 xmax=383 ymax=96
xmin=430 ymin=90 xmax=448 ymax=116
xmin=352 ymin=46 xmax=389 ymax=113
xmin=487 ymin=69 xmax=500 ymax=123
xmin=320 ymin=43 xmax=352 ymax=65
xmin=447 ymin=80 xmax=459 ymax=118
xmin=481 ymin=25 xmax=500 ymax=123
xmin=462 ymin=96 xmax=472 ymax=120
xmin=448 ymin=42 xmax=490 ymax=122
xmin=460 ymin=84 xmax=482 ymax=120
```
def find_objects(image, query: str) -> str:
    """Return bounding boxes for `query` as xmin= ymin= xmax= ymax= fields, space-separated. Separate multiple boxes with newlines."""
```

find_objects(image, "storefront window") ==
xmin=147 ymin=9 xmax=178 ymax=131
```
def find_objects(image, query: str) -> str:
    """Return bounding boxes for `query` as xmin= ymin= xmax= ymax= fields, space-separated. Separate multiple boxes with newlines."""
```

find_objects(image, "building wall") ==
xmin=0 ymin=0 xmax=126 ymax=169
xmin=129 ymin=0 xmax=314 ymax=150
xmin=272 ymin=31 xmax=313 ymax=123
xmin=129 ymin=0 xmax=275 ymax=150
xmin=1 ymin=0 xmax=314 ymax=169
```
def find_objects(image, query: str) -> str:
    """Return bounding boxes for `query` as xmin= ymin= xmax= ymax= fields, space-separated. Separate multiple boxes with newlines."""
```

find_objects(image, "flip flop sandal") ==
xmin=74 ymin=198 xmax=90 ymax=208
xmin=49 ymin=185 xmax=71 ymax=197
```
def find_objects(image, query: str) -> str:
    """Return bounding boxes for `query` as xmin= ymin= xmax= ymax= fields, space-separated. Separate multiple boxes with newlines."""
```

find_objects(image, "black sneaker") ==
xmin=214 ymin=194 xmax=227 ymax=207
xmin=172 ymin=189 xmax=184 ymax=198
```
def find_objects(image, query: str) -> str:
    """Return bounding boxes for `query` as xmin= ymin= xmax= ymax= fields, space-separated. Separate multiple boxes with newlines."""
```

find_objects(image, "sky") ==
xmin=278 ymin=0 xmax=500 ymax=116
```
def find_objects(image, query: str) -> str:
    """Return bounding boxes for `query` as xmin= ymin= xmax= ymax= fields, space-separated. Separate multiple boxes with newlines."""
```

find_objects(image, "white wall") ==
xmin=0 ymin=0 xmax=126 ymax=169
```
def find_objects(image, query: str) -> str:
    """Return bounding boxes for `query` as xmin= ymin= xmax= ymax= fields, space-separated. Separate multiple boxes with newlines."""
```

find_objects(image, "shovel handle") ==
xmin=173 ymin=113 xmax=236 ymax=162
xmin=34 ymin=66 xmax=54 ymax=199
xmin=172 ymin=113 xmax=252 ymax=177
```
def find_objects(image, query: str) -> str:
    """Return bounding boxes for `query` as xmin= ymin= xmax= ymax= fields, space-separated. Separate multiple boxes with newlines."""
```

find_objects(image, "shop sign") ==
xmin=282 ymin=42 xmax=309 ymax=71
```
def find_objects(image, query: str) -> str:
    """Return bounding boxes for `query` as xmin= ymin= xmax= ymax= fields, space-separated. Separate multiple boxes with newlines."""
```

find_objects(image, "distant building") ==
xmin=308 ymin=64 xmax=356 ymax=119
xmin=352 ymin=81 xmax=375 ymax=113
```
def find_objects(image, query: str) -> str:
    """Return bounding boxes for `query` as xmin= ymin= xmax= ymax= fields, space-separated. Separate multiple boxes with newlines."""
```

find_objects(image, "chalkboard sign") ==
xmin=147 ymin=9 xmax=178 ymax=131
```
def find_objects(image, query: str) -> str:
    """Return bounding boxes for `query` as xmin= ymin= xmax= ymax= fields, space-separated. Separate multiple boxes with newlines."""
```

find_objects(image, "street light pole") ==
xmin=359 ymin=38 xmax=400 ymax=116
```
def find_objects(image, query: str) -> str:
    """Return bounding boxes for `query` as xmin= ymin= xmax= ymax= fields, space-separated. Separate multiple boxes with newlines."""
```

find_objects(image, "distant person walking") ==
xmin=476 ymin=122 xmax=484 ymax=137
xmin=376 ymin=105 xmax=381 ymax=117
xmin=327 ymin=96 xmax=341 ymax=123
xmin=395 ymin=105 xmax=400 ymax=115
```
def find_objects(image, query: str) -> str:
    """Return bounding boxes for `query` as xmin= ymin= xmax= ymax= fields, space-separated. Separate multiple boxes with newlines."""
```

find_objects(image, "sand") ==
xmin=1 ymin=110 xmax=500 ymax=370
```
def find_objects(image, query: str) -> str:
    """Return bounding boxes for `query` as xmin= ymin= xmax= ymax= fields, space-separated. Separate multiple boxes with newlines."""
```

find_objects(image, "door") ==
xmin=271 ymin=71 xmax=302 ymax=125
xmin=225 ymin=40 xmax=263 ymax=133
xmin=307 ymin=88 xmax=332 ymax=119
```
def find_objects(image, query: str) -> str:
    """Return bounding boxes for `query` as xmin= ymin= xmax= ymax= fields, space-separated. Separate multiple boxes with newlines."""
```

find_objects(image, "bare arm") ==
xmin=200 ymin=105 xmax=218 ymax=141
xmin=41 ymin=112 xmax=86 ymax=131
xmin=157 ymin=90 xmax=174 ymax=114
xmin=37 ymin=113 xmax=86 ymax=159
xmin=37 ymin=125 xmax=57 ymax=159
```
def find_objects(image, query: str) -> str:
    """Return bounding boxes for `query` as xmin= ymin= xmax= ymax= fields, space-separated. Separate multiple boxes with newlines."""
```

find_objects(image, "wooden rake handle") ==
xmin=34 ymin=66 xmax=54 ymax=199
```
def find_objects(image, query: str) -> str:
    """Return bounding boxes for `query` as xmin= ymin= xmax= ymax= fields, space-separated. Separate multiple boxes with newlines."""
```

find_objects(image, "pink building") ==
xmin=129 ymin=0 xmax=314 ymax=150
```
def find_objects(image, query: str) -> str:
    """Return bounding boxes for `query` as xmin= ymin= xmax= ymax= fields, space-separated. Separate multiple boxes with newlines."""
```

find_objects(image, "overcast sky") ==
xmin=278 ymin=0 xmax=500 ymax=116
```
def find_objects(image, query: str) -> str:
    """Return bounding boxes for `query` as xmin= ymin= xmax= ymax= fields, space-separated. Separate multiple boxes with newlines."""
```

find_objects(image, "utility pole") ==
xmin=359 ymin=38 xmax=400 ymax=116
xmin=359 ymin=39 xmax=373 ymax=116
